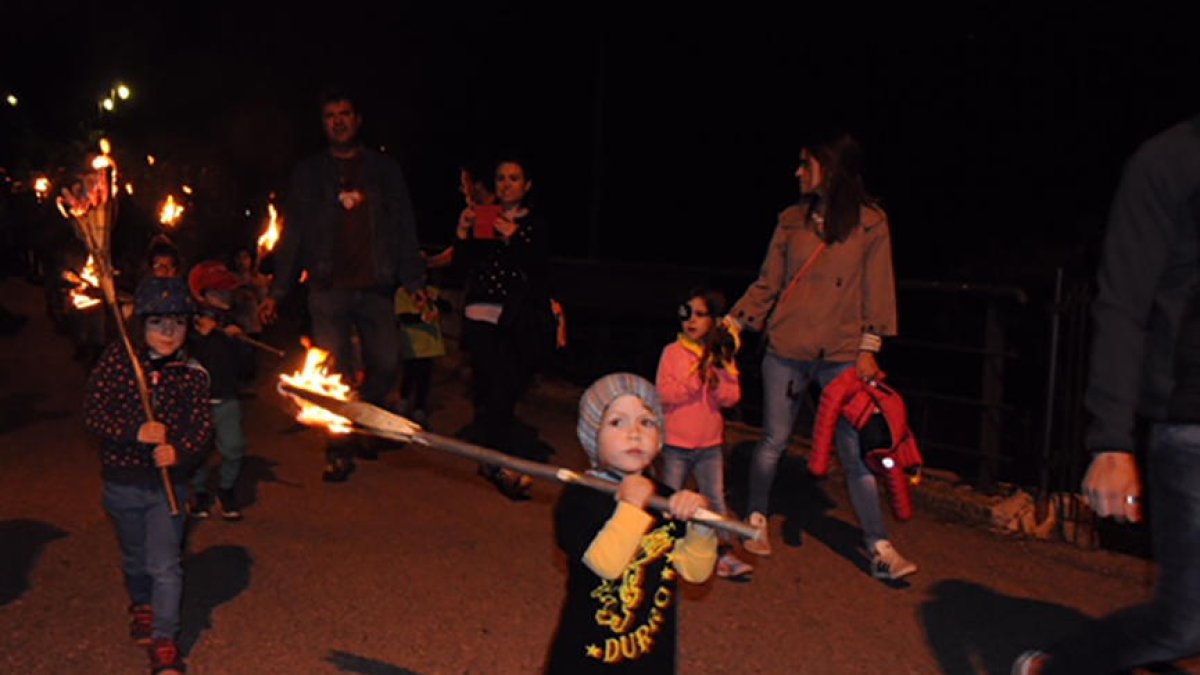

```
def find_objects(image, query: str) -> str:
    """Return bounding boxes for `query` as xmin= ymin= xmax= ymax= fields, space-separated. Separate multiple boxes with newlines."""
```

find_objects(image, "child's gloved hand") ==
xmin=667 ymin=489 xmax=708 ymax=522
xmin=617 ymin=474 xmax=654 ymax=510
xmin=137 ymin=421 xmax=167 ymax=445
xmin=153 ymin=444 xmax=178 ymax=468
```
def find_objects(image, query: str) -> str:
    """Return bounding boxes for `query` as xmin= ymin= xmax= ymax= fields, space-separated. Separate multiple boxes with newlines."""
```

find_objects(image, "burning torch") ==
xmin=276 ymin=348 xmax=764 ymax=543
xmin=57 ymin=141 xmax=181 ymax=514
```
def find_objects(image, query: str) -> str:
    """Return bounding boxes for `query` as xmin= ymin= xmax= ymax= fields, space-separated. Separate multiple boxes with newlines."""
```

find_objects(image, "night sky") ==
xmin=3 ymin=4 xmax=1199 ymax=282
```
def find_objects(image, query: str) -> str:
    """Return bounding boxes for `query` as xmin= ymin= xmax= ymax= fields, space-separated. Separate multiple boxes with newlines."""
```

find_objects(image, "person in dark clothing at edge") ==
xmin=259 ymin=89 xmax=425 ymax=483
xmin=1013 ymin=117 xmax=1200 ymax=674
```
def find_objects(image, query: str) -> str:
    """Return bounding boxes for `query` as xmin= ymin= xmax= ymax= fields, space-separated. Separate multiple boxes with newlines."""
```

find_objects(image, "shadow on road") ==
xmin=0 ymin=519 xmax=68 ymax=607
xmin=325 ymin=650 xmax=422 ymax=674
xmin=920 ymin=579 xmax=1090 ymax=674
xmin=179 ymin=545 xmax=252 ymax=655
xmin=727 ymin=442 xmax=873 ymax=571
xmin=237 ymin=454 xmax=301 ymax=508
xmin=0 ymin=391 xmax=71 ymax=435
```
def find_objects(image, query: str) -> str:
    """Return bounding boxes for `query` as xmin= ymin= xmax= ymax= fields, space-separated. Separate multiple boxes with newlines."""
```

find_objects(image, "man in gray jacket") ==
xmin=262 ymin=90 xmax=424 ymax=482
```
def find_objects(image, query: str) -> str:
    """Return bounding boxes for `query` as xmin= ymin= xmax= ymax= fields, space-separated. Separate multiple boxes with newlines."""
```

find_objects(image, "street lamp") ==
xmin=4 ymin=94 xmax=16 ymax=107
xmin=98 ymin=81 xmax=131 ymax=114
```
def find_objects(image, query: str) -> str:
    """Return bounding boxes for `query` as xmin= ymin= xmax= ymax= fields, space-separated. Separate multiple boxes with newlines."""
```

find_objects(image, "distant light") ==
xmin=146 ymin=155 xmax=156 ymax=166
xmin=881 ymin=457 xmax=896 ymax=469
xmin=124 ymin=183 xmax=134 ymax=195
xmin=379 ymin=146 xmax=386 ymax=152
xmin=181 ymin=185 xmax=193 ymax=195
xmin=5 ymin=94 xmax=17 ymax=107
xmin=33 ymin=176 xmax=50 ymax=195
xmin=101 ymin=97 xmax=115 ymax=111
xmin=244 ymin=209 xmax=251 ymax=217
xmin=91 ymin=156 xmax=112 ymax=170
xmin=99 ymin=138 xmax=111 ymax=155
xmin=116 ymin=84 xmax=131 ymax=100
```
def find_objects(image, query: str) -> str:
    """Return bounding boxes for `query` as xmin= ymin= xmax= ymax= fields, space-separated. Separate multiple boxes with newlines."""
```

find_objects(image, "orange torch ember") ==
xmin=67 ymin=255 xmax=102 ymax=310
xmin=159 ymin=194 xmax=184 ymax=227
xmin=33 ymin=176 xmax=50 ymax=201
xmin=257 ymin=203 xmax=282 ymax=253
xmin=279 ymin=346 xmax=353 ymax=434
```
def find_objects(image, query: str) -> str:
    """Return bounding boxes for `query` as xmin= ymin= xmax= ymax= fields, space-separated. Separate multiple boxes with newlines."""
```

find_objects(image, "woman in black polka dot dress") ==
xmin=454 ymin=159 xmax=555 ymax=499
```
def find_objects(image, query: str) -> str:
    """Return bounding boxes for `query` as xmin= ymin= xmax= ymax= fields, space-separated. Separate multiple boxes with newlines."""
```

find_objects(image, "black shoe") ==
xmin=479 ymin=464 xmax=532 ymax=501
xmin=217 ymin=489 xmax=243 ymax=521
xmin=189 ymin=492 xmax=212 ymax=519
xmin=322 ymin=459 xmax=355 ymax=483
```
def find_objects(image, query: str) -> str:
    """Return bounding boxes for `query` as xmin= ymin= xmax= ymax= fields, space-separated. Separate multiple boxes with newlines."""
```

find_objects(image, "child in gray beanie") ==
xmin=546 ymin=372 xmax=717 ymax=673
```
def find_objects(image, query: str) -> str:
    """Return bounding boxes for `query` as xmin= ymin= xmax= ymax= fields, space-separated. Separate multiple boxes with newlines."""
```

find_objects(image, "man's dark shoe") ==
xmin=322 ymin=459 xmax=355 ymax=483
xmin=217 ymin=489 xmax=243 ymax=521
xmin=188 ymin=492 xmax=212 ymax=519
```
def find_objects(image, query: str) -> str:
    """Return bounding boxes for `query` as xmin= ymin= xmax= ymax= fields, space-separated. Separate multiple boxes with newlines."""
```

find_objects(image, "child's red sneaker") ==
xmin=129 ymin=604 xmax=153 ymax=646
xmin=148 ymin=637 xmax=185 ymax=674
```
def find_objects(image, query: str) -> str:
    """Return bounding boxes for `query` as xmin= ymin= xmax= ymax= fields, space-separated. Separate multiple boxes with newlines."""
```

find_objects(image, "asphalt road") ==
xmin=0 ymin=278 xmax=1185 ymax=674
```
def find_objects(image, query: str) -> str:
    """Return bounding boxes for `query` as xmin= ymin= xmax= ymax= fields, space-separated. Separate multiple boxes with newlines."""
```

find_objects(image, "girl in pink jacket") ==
xmin=655 ymin=287 xmax=754 ymax=580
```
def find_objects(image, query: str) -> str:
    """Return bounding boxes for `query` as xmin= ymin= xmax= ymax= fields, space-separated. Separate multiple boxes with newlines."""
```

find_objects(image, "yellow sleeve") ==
xmin=671 ymin=524 xmax=718 ymax=583
xmin=583 ymin=501 xmax=654 ymax=580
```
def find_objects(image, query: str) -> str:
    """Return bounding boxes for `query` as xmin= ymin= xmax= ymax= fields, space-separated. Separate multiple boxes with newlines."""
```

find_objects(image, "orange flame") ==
xmin=279 ymin=346 xmax=352 ymax=434
xmin=257 ymin=203 xmax=282 ymax=253
xmin=159 ymin=194 xmax=184 ymax=227
xmin=68 ymin=255 xmax=102 ymax=310
xmin=33 ymin=176 xmax=50 ymax=201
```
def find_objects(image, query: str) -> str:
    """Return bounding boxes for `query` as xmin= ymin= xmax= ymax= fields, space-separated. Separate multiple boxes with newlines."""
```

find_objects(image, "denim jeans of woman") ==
xmin=748 ymin=351 xmax=888 ymax=550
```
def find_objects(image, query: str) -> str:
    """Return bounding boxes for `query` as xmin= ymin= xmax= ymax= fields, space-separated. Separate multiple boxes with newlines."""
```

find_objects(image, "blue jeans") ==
xmin=1045 ymin=423 xmax=1200 ymax=673
xmin=308 ymin=288 xmax=399 ymax=407
xmin=103 ymin=481 xmax=188 ymax=639
xmin=193 ymin=399 xmax=245 ymax=493
xmin=660 ymin=445 xmax=729 ymax=517
xmin=748 ymin=352 xmax=888 ymax=550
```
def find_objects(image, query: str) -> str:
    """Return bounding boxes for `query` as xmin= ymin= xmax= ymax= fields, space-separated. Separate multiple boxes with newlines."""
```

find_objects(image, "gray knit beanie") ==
xmin=577 ymin=372 xmax=664 ymax=467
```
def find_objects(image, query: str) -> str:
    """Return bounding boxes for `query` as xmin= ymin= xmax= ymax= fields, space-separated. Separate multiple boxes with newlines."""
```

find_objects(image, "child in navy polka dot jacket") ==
xmin=82 ymin=277 xmax=212 ymax=675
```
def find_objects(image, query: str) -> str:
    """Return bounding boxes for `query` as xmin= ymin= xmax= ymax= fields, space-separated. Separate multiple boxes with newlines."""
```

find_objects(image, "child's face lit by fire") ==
xmin=681 ymin=297 xmax=714 ymax=343
xmin=597 ymin=395 xmax=662 ymax=475
xmin=145 ymin=315 xmax=187 ymax=357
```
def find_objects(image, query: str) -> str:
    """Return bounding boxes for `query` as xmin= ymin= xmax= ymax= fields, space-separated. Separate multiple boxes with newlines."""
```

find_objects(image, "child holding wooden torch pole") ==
xmin=546 ymin=373 xmax=717 ymax=673
xmin=83 ymin=276 xmax=212 ymax=675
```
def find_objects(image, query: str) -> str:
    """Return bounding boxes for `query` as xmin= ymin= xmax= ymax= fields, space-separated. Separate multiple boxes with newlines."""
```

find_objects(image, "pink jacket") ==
xmin=655 ymin=336 xmax=741 ymax=449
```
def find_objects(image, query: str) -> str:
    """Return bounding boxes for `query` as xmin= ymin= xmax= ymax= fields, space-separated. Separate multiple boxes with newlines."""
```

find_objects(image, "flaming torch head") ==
xmin=257 ymin=203 xmax=282 ymax=254
xmin=279 ymin=346 xmax=353 ymax=434
xmin=159 ymin=194 xmax=184 ymax=228
xmin=68 ymin=255 xmax=102 ymax=310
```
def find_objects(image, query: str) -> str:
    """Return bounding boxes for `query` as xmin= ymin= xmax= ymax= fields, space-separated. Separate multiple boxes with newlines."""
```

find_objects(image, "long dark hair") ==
xmin=807 ymin=134 xmax=878 ymax=244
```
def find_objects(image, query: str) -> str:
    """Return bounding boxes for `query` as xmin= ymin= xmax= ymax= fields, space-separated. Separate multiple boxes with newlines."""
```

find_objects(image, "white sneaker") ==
xmin=743 ymin=512 xmax=771 ymax=557
xmin=1010 ymin=650 xmax=1048 ymax=674
xmin=871 ymin=540 xmax=917 ymax=580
